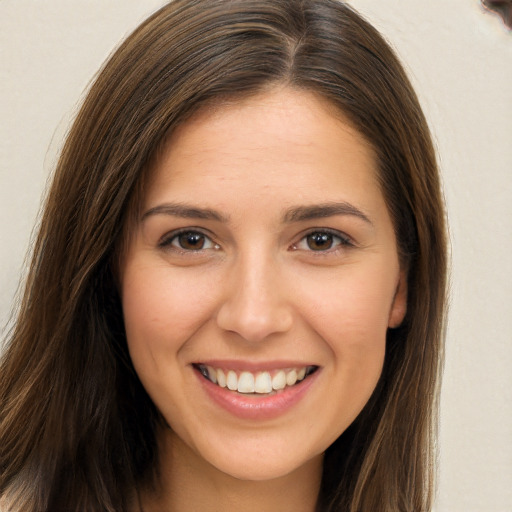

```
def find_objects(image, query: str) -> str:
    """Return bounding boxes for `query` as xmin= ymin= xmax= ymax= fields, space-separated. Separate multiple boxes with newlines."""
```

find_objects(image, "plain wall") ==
xmin=1 ymin=1 xmax=511 ymax=510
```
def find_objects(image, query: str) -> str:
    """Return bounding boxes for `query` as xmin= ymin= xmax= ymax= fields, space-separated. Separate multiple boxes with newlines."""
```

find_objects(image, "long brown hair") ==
xmin=0 ymin=1 xmax=447 ymax=510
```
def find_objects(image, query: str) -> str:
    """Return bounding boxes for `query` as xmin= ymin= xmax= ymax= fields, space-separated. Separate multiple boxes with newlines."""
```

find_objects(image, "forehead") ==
xmin=143 ymin=88 xmax=380 ymax=211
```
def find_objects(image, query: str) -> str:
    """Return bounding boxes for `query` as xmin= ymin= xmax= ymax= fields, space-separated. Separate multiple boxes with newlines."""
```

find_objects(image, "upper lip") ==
xmin=193 ymin=359 xmax=319 ymax=372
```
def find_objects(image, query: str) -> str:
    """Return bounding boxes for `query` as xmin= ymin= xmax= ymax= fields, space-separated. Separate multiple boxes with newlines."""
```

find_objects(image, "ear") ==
xmin=388 ymin=269 xmax=408 ymax=328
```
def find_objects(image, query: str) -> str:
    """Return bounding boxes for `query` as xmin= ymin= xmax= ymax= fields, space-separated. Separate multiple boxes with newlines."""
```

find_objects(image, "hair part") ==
xmin=1 ymin=1 xmax=447 ymax=511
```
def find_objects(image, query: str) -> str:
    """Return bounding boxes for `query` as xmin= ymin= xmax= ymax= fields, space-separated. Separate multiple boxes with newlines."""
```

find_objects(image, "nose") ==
xmin=215 ymin=252 xmax=294 ymax=343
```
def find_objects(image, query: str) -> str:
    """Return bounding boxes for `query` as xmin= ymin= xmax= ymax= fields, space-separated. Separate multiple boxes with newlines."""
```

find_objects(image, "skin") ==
xmin=120 ymin=87 xmax=407 ymax=511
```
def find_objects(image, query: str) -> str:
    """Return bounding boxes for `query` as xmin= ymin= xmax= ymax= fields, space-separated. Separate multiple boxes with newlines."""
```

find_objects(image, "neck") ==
xmin=140 ymin=428 xmax=323 ymax=512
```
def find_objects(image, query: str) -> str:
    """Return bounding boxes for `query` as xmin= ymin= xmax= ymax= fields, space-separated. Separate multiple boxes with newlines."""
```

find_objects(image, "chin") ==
xmin=216 ymin=460 xmax=299 ymax=482
xmin=198 ymin=440 xmax=324 ymax=483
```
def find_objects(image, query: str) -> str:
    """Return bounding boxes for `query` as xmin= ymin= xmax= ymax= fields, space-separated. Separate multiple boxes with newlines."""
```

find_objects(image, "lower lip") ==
xmin=195 ymin=368 xmax=320 ymax=420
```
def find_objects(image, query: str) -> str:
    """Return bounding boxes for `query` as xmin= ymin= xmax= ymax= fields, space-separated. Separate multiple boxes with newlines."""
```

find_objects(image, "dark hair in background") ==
xmin=0 ymin=1 xmax=447 ymax=510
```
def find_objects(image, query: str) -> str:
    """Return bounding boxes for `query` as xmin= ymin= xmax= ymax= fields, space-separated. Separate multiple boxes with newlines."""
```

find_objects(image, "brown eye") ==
xmin=177 ymin=232 xmax=206 ymax=250
xmin=306 ymin=232 xmax=334 ymax=251
xmin=292 ymin=230 xmax=352 ymax=253
xmin=161 ymin=230 xmax=218 ymax=251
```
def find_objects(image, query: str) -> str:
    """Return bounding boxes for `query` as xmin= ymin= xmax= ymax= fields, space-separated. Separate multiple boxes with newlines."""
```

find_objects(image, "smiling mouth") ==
xmin=193 ymin=364 xmax=318 ymax=395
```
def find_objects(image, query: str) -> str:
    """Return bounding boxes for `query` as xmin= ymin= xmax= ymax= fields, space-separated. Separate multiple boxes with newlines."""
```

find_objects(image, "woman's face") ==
xmin=120 ymin=88 xmax=407 ymax=481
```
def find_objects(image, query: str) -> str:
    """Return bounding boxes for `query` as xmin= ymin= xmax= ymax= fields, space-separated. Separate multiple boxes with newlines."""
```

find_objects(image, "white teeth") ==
xmin=271 ymin=370 xmax=286 ymax=390
xmin=286 ymin=369 xmax=298 ymax=386
xmin=216 ymin=368 xmax=226 ymax=388
xmin=254 ymin=372 xmax=273 ymax=394
xmin=200 ymin=365 xmax=313 ymax=393
xmin=227 ymin=370 xmax=238 ymax=391
xmin=237 ymin=372 xmax=255 ymax=393
xmin=207 ymin=366 xmax=217 ymax=384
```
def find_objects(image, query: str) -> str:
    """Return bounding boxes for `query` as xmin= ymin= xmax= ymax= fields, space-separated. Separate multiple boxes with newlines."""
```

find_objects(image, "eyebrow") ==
xmin=283 ymin=202 xmax=373 ymax=225
xmin=141 ymin=201 xmax=373 ymax=225
xmin=141 ymin=203 xmax=228 ymax=222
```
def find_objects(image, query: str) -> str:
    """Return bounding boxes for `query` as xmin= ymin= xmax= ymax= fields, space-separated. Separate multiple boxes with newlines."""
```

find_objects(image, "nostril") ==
xmin=215 ymin=297 xmax=293 ymax=342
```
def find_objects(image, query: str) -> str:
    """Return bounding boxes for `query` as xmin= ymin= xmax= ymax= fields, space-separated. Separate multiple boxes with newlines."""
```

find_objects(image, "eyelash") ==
xmin=291 ymin=229 xmax=354 ymax=254
xmin=158 ymin=228 xmax=354 ymax=256
xmin=158 ymin=228 xmax=354 ymax=255
xmin=158 ymin=229 xmax=220 ymax=253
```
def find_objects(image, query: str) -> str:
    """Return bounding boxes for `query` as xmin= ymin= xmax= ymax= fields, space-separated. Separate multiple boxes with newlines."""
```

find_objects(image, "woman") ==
xmin=0 ymin=0 xmax=447 ymax=510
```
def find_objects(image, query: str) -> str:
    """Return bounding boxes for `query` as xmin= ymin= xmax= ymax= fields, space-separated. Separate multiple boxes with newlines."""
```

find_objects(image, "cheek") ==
xmin=291 ymin=261 xmax=396 ymax=412
xmin=297 ymin=264 xmax=396 ymax=349
xmin=121 ymin=264 xmax=219 ymax=364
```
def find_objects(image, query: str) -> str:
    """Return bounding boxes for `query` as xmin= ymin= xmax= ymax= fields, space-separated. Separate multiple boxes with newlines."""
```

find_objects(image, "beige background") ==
xmin=1 ymin=1 xmax=511 ymax=510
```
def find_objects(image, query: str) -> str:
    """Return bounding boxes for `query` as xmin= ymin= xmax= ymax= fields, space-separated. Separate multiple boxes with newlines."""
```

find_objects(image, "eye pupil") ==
xmin=307 ymin=232 xmax=333 ymax=251
xmin=179 ymin=232 xmax=205 ymax=250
